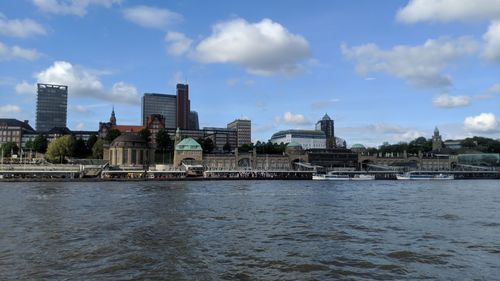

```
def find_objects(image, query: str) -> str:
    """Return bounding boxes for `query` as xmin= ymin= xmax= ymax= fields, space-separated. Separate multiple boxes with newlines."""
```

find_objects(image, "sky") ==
xmin=0 ymin=0 xmax=499 ymax=147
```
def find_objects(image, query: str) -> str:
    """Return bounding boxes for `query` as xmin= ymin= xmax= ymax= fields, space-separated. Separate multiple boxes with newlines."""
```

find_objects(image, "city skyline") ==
xmin=1 ymin=0 xmax=500 ymax=146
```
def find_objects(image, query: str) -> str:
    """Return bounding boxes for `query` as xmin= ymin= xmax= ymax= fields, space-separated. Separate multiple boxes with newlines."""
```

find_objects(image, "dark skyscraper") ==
xmin=315 ymin=113 xmax=335 ymax=148
xmin=188 ymin=111 xmax=199 ymax=130
xmin=36 ymin=83 xmax=68 ymax=132
xmin=142 ymin=93 xmax=177 ymax=127
xmin=176 ymin=83 xmax=190 ymax=129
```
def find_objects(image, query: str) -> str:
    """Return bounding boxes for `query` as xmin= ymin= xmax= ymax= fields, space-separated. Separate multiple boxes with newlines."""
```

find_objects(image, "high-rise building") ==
xmin=142 ymin=93 xmax=177 ymax=128
xmin=227 ymin=119 xmax=251 ymax=147
xmin=36 ymin=83 xmax=68 ymax=132
xmin=176 ymin=84 xmax=190 ymax=129
xmin=315 ymin=113 xmax=335 ymax=148
xmin=188 ymin=111 xmax=199 ymax=130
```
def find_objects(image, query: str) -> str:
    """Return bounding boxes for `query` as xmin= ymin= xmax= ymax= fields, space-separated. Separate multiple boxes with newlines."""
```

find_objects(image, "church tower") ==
xmin=432 ymin=126 xmax=443 ymax=151
xmin=110 ymin=106 xmax=117 ymax=126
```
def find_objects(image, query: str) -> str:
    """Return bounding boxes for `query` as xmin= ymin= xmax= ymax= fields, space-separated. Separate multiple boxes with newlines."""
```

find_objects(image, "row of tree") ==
xmin=369 ymin=136 xmax=500 ymax=154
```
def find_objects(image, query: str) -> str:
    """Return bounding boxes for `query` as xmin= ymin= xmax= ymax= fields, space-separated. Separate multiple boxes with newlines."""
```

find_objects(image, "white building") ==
xmin=270 ymin=129 xmax=326 ymax=150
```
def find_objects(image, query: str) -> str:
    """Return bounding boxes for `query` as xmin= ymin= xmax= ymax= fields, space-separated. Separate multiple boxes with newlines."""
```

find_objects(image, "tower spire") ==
xmin=110 ymin=106 xmax=116 ymax=125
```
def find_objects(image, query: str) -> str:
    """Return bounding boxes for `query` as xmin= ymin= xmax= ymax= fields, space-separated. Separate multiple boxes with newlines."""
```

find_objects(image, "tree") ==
xmin=223 ymin=142 xmax=231 ymax=153
xmin=139 ymin=128 xmax=151 ymax=142
xmin=45 ymin=135 xmax=75 ymax=163
xmin=73 ymin=138 xmax=89 ymax=158
xmin=33 ymin=134 xmax=48 ymax=153
xmin=1 ymin=142 xmax=18 ymax=157
xmin=92 ymin=139 xmax=104 ymax=159
xmin=155 ymin=129 xmax=173 ymax=163
xmin=87 ymin=134 xmax=97 ymax=150
xmin=202 ymin=138 xmax=214 ymax=154
xmin=105 ymin=129 xmax=121 ymax=143
xmin=25 ymin=139 xmax=34 ymax=150
xmin=238 ymin=143 xmax=253 ymax=153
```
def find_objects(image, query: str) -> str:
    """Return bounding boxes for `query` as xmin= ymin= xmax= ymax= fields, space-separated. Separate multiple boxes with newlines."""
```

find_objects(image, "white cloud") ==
xmin=15 ymin=61 xmax=140 ymax=104
xmin=488 ymin=83 xmax=500 ymax=93
xmin=0 ymin=15 xmax=46 ymax=38
xmin=432 ymin=94 xmax=471 ymax=108
xmin=165 ymin=32 xmax=192 ymax=56
xmin=396 ymin=0 xmax=500 ymax=23
xmin=274 ymin=112 xmax=311 ymax=126
xmin=32 ymin=0 xmax=121 ymax=16
xmin=341 ymin=37 xmax=478 ymax=88
xmin=123 ymin=5 xmax=182 ymax=29
xmin=464 ymin=112 xmax=499 ymax=132
xmin=0 ymin=105 xmax=21 ymax=116
xmin=482 ymin=21 xmax=500 ymax=62
xmin=337 ymin=123 xmax=427 ymax=147
xmin=75 ymin=122 xmax=85 ymax=130
xmin=0 ymin=42 xmax=41 ymax=61
xmin=191 ymin=18 xmax=310 ymax=75
xmin=15 ymin=81 xmax=36 ymax=94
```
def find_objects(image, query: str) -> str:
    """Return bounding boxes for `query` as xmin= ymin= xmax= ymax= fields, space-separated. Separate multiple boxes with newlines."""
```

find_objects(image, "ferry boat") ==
xmin=312 ymin=174 xmax=375 ymax=181
xmin=396 ymin=173 xmax=454 ymax=180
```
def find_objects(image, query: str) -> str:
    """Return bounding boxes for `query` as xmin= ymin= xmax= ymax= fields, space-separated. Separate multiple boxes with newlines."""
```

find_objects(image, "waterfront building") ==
xmin=173 ymin=137 xmax=203 ymax=166
xmin=432 ymin=127 xmax=443 ymax=151
xmin=188 ymin=111 xmax=199 ymax=130
xmin=0 ymin=119 xmax=36 ymax=148
xmin=145 ymin=114 xmax=166 ymax=144
xmin=142 ymin=93 xmax=177 ymax=127
xmin=104 ymin=134 xmax=153 ymax=166
xmin=457 ymin=153 xmax=500 ymax=167
xmin=350 ymin=144 xmax=367 ymax=153
xmin=315 ymin=113 xmax=335 ymax=148
xmin=227 ymin=119 xmax=251 ymax=147
xmin=358 ymin=152 xmax=457 ymax=171
xmin=444 ymin=140 xmax=462 ymax=150
xmin=270 ymin=129 xmax=326 ymax=150
xmin=203 ymin=127 xmax=237 ymax=152
xmin=176 ymin=84 xmax=190 ymax=129
xmin=36 ymin=83 xmax=68 ymax=132
xmin=307 ymin=148 xmax=358 ymax=170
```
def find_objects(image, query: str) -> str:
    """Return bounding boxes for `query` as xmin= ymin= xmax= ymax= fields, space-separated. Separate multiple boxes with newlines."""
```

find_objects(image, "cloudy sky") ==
xmin=0 ymin=0 xmax=499 ymax=146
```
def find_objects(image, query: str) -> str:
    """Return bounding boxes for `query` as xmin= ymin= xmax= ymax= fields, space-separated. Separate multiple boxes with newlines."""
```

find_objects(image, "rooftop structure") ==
xmin=270 ymin=129 xmax=326 ymax=150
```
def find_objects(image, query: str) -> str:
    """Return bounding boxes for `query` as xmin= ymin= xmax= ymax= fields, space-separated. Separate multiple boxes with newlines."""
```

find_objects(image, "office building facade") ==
xmin=36 ymin=83 xmax=68 ymax=132
xmin=188 ymin=111 xmax=199 ymax=130
xmin=142 ymin=93 xmax=177 ymax=128
xmin=227 ymin=119 xmax=251 ymax=147
xmin=176 ymin=84 xmax=190 ymax=129
xmin=270 ymin=129 xmax=326 ymax=150
xmin=315 ymin=113 xmax=335 ymax=148
xmin=0 ymin=119 xmax=36 ymax=148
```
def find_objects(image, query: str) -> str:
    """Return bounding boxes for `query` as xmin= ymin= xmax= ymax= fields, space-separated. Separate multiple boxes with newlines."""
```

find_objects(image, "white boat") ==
xmin=396 ymin=173 xmax=454 ymax=180
xmin=352 ymin=174 xmax=376 ymax=181
xmin=312 ymin=174 xmax=375 ymax=181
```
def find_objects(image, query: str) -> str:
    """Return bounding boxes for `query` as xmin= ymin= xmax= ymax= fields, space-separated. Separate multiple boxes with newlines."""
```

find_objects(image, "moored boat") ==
xmin=396 ymin=173 xmax=454 ymax=180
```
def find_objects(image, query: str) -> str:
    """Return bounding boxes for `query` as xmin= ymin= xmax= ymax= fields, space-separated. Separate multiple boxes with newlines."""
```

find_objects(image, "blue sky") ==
xmin=0 ymin=0 xmax=499 ymax=146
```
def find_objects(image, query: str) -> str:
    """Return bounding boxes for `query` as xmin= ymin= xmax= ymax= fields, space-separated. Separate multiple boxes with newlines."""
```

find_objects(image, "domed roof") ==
xmin=110 ymin=133 xmax=147 ymax=147
xmin=175 ymin=137 xmax=202 ymax=151
xmin=351 ymin=143 xmax=366 ymax=149
xmin=287 ymin=141 xmax=303 ymax=148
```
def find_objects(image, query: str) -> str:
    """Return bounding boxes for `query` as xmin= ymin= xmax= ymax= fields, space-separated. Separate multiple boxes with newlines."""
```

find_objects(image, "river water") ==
xmin=0 ymin=180 xmax=499 ymax=280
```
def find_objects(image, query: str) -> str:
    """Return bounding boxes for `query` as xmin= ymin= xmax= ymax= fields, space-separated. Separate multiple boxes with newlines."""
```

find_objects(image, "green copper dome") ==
xmin=175 ymin=138 xmax=202 ymax=151
xmin=351 ymin=143 xmax=366 ymax=149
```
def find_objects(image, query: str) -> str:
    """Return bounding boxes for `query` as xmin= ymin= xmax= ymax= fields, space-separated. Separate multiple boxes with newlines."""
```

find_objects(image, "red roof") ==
xmin=112 ymin=125 xmax=144 ymax=133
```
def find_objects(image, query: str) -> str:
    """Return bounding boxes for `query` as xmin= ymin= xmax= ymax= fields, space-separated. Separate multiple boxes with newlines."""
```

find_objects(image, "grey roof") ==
xmin=0 ymin=118 xmax=35 ymax=131
xmin=112 ymin=134 xmax=146 ymax=144
xmin=322 ymin=113 xmax=331 ymax=120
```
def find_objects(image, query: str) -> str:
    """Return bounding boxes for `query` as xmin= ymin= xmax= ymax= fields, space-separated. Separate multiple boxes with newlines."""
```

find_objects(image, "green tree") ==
xmin=105 ymin=129 xmax=121 ymax=143
xmin=45 ymin=135 xmax=75 ymax=163
xmin=1 ymin=142 xmax=19 ymax=157
xmin=223 ymin=142 xmax=231 ymax=153
xmin=92 ymin=139 xmax=104 ymax=159
xmin=33 ymin=134 xmax=48 ymax=153
xmin=73 ymin=138 xmax=89 ymax=158
xmin=155 ymin=129 xmax=173 ymax=163
xmin=87 ymin=134 xmax=98 ymax=150
xmin=238 ymin=143 xmax=253 ymax=153
xmin=139 ymin=128 xmax=151 ymax=142
xmin=25 ymin=139 xmax=34 ymax=150
xmin=202 ymin=138 xmax=214 ymax=154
